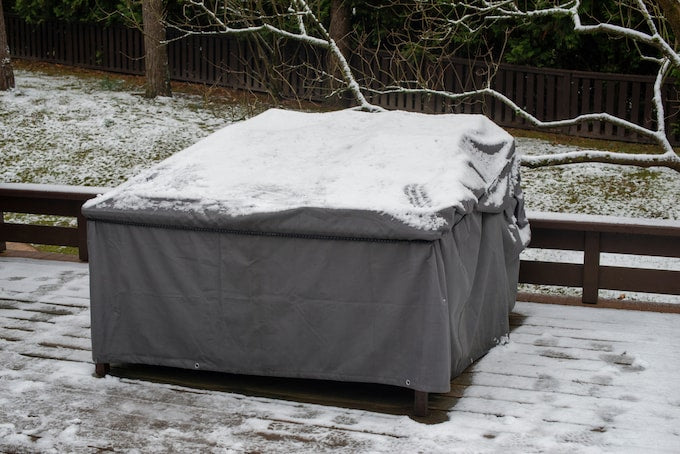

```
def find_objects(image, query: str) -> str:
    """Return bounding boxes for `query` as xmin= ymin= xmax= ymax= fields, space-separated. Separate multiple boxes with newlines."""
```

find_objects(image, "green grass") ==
xmin=34 ymin=245 xmax=79 ymax=256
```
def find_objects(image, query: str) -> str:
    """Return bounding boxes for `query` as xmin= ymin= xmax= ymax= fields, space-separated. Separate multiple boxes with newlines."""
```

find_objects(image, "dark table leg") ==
xmin=414 ymin=391 xmax=429 ymax=417
xmin=94 ymin=363 xmax=110 ymax=378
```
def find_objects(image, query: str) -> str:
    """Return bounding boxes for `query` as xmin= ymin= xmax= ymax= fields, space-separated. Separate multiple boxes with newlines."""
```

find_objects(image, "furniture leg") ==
xmin=414 ymin=391 xmax=429 ymax=417
xmin=94 ymin=362 xmax=110 ymax=378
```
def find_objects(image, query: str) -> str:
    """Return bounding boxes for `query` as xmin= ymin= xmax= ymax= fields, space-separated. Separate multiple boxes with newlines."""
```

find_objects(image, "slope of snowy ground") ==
xmin=0 ymin=70 xmax=256 ymax=187
xmin=1 ymin=258 xmax=679 ymax=453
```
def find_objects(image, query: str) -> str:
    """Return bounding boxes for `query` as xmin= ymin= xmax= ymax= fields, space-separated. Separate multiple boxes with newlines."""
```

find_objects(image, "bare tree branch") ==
xmin=173 ymin=0 xmax=380 ymax=111
xmin=174 ymin=1 xmax=680 ymax=172
xmin=372 ymin=0 xmax=680 ymax=172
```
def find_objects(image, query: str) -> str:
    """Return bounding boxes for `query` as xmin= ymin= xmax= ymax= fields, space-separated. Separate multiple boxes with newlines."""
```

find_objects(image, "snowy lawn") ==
xmin=0 ymin=69 xmax=263 ymax=187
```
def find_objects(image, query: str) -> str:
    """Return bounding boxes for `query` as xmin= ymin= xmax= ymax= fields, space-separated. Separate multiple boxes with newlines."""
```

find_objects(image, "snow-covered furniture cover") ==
xmin=83 ymin=108 xmax=529 ymax=396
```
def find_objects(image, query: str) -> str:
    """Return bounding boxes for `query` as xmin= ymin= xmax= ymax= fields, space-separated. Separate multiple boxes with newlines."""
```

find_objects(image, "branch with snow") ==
xmin=173 ymin=0 xmax=379 ymax=111
xmin=172 ymin=1 xmax=680 ymax=171
xmin=371 ymin=0 xmax=680 ymax=172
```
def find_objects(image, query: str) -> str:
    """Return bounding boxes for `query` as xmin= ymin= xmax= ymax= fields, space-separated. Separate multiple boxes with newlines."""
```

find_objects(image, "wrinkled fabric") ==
xmin=82 ymin=109 xmax=525 ymax=240
xmin=88 ymin=207 xmax=525 ymax=393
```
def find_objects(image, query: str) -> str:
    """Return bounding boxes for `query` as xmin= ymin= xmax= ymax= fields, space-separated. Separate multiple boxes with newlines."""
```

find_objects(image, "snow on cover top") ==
xmin=84 ymin=108 xmax=517 ymax=230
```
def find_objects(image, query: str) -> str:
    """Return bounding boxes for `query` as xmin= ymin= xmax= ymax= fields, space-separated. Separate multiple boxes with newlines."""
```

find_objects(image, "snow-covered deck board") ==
xmin=1 ymin=257 xmax=679 ymax=453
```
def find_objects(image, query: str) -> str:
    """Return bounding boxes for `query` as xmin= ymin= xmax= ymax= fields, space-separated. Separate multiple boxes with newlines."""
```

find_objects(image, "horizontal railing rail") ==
xmin=2 ymin=184 xmax=679 ymax=307
xmin=0 ymin=183 xmax=108 ymax=261
xmin=519 ymin=211 xmax=680 ymax=305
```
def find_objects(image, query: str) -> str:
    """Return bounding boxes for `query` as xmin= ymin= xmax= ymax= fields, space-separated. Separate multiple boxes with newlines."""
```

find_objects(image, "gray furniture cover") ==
xmin=83 ymin=108 xmax=529 ymax=394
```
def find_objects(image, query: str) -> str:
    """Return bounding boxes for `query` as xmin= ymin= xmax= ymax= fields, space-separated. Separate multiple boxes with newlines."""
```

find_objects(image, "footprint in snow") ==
xmin=403 ymin=183 xmax=432 ymax=208
xmin=600 ymin=352 xmax=646 ymax=372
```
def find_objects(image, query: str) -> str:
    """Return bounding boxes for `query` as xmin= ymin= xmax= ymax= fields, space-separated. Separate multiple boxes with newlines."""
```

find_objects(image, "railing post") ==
xmin=582 ymin=231 xmax=600 ymax=304
xmin=0 ymin=209 xmax=6 ymax=252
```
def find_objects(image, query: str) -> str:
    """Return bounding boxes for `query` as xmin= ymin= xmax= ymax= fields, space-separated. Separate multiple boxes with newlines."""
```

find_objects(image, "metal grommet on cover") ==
xmin=194 ymin=362 xmax=200 ymax=369
xmin=405 ymin=379 xmax=411 ymax=386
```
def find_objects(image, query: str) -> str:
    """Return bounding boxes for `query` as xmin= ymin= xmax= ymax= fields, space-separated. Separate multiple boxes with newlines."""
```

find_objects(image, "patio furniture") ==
xmin=83 ymin=108 xmax=529 ymax=416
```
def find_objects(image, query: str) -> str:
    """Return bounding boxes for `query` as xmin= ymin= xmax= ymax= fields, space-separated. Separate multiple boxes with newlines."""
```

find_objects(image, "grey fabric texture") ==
xmin=84 ymin=112 xmax=529 ymax=394
xmin=86 ymin=206 xmax=526 ymax=393
xmin=81 ymin=112 xmax=522 ymax=242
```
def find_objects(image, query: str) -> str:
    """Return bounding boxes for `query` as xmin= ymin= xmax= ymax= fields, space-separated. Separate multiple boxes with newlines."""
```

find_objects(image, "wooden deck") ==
xmin=1 ymin=256 xmax=679 ymax=452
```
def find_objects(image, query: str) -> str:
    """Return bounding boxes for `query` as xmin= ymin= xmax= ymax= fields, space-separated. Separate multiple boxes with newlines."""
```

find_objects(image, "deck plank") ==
xmin=1 ymin=257 xmax=679 ymax=453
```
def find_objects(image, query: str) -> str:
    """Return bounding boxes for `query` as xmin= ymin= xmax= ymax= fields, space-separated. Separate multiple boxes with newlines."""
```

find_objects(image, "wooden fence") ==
xmin=6 ymin=15 xmax=680 ymax=145
xmin=1 ymin=184 xmax=679 ymax=309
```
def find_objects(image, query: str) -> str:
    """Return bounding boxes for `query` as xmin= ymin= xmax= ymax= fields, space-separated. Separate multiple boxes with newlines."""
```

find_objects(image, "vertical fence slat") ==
xmin=516 ymin=70 xmax=526 ymax=127
xmin=604 ymin=80 xmax=616 ymax=137
xmin=579 ymin=78 xmax=591 ymax=136
xmin=617 ymin=81 xmax=629 ymax=139
xmin=525 ymin=73 xmax=535 ymax=121
xmin=536 ymin=74 xmax=545 ymax=123
xmin=592 ymin=79 xmax=604 ymax=138
xmin=630 ymin=81 xmax=642 ymax=141
xmin=546 ymin=74 xmax=556 ymax=122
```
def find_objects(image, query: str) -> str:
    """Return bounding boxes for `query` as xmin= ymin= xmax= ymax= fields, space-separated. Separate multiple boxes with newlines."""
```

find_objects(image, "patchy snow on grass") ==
xmin=0 ymin=69 xmax=257 ymax=187
xmin=517 ymin=137 xmax=680 ymax=220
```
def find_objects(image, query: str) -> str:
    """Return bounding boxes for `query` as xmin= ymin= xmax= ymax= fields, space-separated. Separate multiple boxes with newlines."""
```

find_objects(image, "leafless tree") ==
xmin=0 ymin=0 xmax=15 ymax=91
xmin=368 ymin=0 xmax=680 ymax=172
xmin=175 ymin=0 xmax=680 ymax=172
xmin=174 ymin=0 xmax=378 ymax=110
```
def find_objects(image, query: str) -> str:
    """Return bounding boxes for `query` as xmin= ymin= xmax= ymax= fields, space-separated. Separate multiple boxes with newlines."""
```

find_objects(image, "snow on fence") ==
xmin=1 ymin=184 xmax=679 ymax=308
xmin=6 ymin=15 xmax=680 ymax=146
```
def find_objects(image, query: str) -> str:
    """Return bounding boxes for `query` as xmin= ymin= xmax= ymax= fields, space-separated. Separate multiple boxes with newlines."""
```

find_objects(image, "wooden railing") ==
xmin=519 ymin=211 xmax=680 ymax=307
xmin=0 ymin=183 xmax=108 ymax=261
xmin=2 ymin=184 xmax=679 ymax=307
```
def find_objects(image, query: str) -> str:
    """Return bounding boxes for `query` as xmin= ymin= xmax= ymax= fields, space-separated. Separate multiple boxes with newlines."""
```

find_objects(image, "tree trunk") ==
xmin=657 ymin=0 xmax=680 ymax=47
xmin=0 ymin=0 xmax=15 ymax=91
xmin=329 ymin=0 xmax=352 ymax=59
xmin=142 ymin=0 xmax=170 ymax=98
xmin=328 ymin=0 xmax=352 ymax=105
